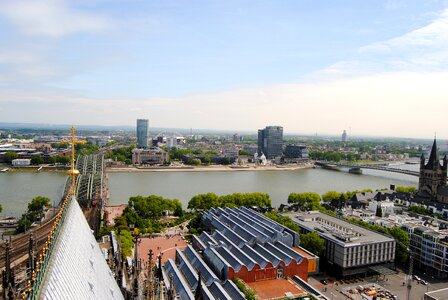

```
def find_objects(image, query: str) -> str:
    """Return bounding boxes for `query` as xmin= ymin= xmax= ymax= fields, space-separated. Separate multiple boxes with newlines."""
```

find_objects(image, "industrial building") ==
xmin=288 ymin=211 xmax=396 ymax=277
xmin=163 ymin=207 xmax=321 ymax=299
xmin=257 ymin=126 xmax=283 ymax=159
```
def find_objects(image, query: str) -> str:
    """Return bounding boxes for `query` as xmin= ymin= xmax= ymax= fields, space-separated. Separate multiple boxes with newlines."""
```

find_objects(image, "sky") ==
xmin=0 ymin=0 xmax=448 ymax=138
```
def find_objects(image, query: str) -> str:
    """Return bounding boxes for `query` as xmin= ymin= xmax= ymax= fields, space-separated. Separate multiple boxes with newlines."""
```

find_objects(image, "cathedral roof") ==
xmin=425 ymin=139 xmax=441 ymax=170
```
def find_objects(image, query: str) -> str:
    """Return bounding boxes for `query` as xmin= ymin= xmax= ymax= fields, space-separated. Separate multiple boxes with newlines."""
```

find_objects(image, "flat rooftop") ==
xmin=138 ymin=235 xmax=187 ymax=266
xmin=247 ymin=278 xmax=306 ymax=299
xmin=284 ymin=211 xmax=394 ymax=246
xmin=425 ymin=287 xmax=448 ymax=300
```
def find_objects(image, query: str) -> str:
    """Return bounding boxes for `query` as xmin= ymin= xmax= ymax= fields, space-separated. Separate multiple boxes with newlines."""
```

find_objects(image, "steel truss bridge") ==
xmin=62 ymin=154 xmax=104 ymax=207
xmin=315 ymin=161 xmax=419 ymax=177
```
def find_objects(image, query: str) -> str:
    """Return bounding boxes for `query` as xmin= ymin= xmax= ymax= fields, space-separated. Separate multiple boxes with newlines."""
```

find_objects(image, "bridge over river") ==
xmin=315 ymin=161 xmax=419 ymax=177
xmin=0 ymin=128 xmax=114 ymax=299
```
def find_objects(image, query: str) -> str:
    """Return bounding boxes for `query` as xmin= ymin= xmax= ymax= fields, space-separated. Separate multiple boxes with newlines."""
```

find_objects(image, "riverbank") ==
xmin=1 ymin=165 xmax=68 ymax=173
xmin=106 ymin=163 xmax=314 ymax=173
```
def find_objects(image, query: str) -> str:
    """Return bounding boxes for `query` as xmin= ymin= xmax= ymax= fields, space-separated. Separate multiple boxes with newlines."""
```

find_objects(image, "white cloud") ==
xmin=0 ymin=0 xmax=112 ymax=37
xmin=1 ymin=71 xmax=447 ymax=138
xmin=1 ymin=5 xmax=448 ymax=139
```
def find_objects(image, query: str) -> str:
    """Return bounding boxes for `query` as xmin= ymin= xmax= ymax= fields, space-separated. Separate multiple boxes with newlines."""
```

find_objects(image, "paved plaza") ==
xmin=137 ymin=235 xmax=187 ymax=266
xmin=310 ymin=270 xmax=448 ymax=300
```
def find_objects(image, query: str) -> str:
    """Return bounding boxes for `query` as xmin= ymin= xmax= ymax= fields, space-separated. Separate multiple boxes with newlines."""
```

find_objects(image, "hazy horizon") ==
xmin=1 ymin=1 xmax=448 ymax=139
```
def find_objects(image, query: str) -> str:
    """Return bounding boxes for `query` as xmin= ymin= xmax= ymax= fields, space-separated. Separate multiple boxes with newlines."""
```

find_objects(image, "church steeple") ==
xmin=425 ymin=138 xmax=440 ymax=170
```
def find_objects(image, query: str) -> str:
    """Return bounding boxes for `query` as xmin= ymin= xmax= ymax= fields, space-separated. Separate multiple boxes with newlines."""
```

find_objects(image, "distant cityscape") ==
xmin=1 ymin=121 xmax=448 ymax=300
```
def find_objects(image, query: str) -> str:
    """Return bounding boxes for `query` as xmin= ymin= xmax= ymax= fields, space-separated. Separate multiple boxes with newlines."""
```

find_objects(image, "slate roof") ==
xmin=165 ymin=245 xmax=244 ymax=300
xmin=40 ymin=197 xmax=123 ymax=300
xmin=425 ymin=139 xmax=442 ymax=170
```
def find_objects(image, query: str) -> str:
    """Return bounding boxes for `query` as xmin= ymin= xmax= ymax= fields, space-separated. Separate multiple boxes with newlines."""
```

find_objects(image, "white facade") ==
xmin=290 ymin=211 xmax=396 ymax=276
xmin=368 ymin=200 xmax=395 ymax=216
xmin=403 ymin=223 xmax=448 ymax=276
xmin=12 ymin=158 xmax=31 ymax=166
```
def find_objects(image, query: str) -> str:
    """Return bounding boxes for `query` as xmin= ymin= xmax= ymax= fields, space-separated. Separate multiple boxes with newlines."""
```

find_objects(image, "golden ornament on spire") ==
xmin=60 ymin=126 xmax=86 ymax=195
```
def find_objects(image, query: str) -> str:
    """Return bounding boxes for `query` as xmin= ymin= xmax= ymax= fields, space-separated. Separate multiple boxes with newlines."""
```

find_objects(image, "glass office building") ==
xmin=257 ymin=126 xmax=283 ymax=159
xmin=136 ymin=119 xmax=149 ymax=149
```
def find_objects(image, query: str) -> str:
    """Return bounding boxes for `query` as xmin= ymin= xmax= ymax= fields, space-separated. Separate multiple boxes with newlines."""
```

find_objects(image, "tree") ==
xmin=300 ymin=231 xmax=325 ymax=256
xmin=288 ymin=192 xmax=321 ymax=210
xmin=187 ymin=158 xmax=201 ymax=166
xmin=188 ymin=193 xmax=219 ymax=211
xmin=395 ymin=186 xmax=417 ymax=193
xmin=114 ymin=216 xmax=129 ymax=233
xmin=202 ymin=156 xmax=211 ymax=165
xmin=28 ymin=196 xmax=51 ymax=212
xmin=48 ymin=156 xmax=57 ymax=164
xmin=31 ymin=156 xmax=44 ymax=165
xmin=264 ymin=212 xmax=301 ymax=232
xmin=238 ymin=149 xmax=252 ymax=156
xmin=376 ymin=205 xmax=383 ymax=217
xmin=16 ymin=196 xmax=51 ymax=233
xmin=0 ymin=204 xmax=2 ymax=213
xmin=4 ymin=152 xmax=17 ymax=164
xmin=56 ymin=156 xmax=70 ymax=164
xmin=322 ymin=191 xmax=339 ymax=202
xmin=119 ymin=230 xmax=133 ymax=257
xmin=222 ymin=157 xmax=231 ymax=165
xmin=387 ymin=227 xmax=410 ymax=265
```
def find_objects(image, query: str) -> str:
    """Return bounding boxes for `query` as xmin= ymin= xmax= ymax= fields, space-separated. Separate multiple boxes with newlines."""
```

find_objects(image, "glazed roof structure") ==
xmin=200 ymin=207 xmax=309 ymax=273
xmin=163 ymin=246 xmax=244 ymax=300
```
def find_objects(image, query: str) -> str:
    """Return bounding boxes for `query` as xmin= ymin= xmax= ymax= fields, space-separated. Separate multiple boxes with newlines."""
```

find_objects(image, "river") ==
xmin=0 ymin=164 xmax=419 ymax=217
xmin=0 ymin=171 xmax=66 ymax=217
xmin=108 ymin=166 xmax=418 ymax=208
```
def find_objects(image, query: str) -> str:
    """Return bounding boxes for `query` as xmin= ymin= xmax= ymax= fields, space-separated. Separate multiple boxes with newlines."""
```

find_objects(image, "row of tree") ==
xmin=104 ymin=145 xmax=134 ymax=165
xmin=3 ymin=152 xmax=70 ymax=165
xmin=264 ymin=211 xmax=325 ymax=256
xmin=187 ymin=192 xmax=271 ymax=211
xmin=346 ymin=218 xmax=410 ymax=264
xmin=114 ymin=195 xmax=184 ymax=234
xmin=309 ymin=151 xmax=361 ymax=162
xmin=288 ymin=187 xmax=415 ymax=211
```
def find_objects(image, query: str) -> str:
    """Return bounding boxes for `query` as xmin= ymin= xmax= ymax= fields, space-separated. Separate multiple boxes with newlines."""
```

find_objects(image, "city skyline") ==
xmin=1 ymin=1 xmax=448 ymax=138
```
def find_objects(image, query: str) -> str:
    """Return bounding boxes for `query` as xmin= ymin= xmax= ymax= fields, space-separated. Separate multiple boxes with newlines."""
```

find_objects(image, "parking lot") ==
xmin=310 ymin=271 xmax=447 ymax=300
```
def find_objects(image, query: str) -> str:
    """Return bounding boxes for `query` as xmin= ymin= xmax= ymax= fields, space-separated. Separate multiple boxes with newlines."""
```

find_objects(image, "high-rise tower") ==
xmin=257 ymin=126 xmax=283 ymax=159
xmin=136 ymin=119 xmax=149 ymax=149
xmin=342 ymin=130 xmax=347 ymax=142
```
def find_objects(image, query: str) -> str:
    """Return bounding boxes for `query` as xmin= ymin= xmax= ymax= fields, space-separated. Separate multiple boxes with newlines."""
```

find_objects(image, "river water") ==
xmin=108 ymin=165 xmax=418 ymax=209
xmin=0 ymin=171 xmax=66 ymax=217
xmin=0 ymin=164 xmax=419 ymax=217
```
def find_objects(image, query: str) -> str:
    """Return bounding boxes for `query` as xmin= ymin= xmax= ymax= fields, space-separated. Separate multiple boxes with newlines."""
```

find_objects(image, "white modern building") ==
xmin=12 ymin=158 xmax=31 ymax=166
xmin=402 ymin=222 xmax=448 ymax=277
xmin=287 ymin=211 xmax=396 ymax=277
